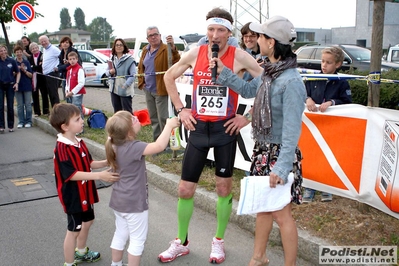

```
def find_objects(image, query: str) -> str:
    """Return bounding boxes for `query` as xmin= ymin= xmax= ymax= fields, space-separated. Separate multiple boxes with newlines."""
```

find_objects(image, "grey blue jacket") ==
xmin=217 ymin=67 xmax=306 ymax=182
xmin=108 ymin=54 xmax=136 ymax=97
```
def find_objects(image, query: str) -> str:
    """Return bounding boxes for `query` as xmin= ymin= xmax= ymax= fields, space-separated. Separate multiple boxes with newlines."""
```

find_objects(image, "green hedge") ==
xmin=346 ymin=69 xmax=399 ymax=110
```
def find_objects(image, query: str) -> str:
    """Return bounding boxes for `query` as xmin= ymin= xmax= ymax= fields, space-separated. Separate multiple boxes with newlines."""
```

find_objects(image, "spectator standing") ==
xmin=157 ymin=8 xmax=262 ymax=264
xmin=105 ymin=111 xmax=179 ymax=266
xmin=137 ymin=27 xmax=180 ymax=141
xmin=29 ymin=42 xmax=49 ymax=116
xmin=39 ymin=35 xmax=60 ymax=107
xmin=240 ymin=22 xmax=262 ymax=82
xmin=0 ymin=44 xmax=20 ymax=133
xmin=49 ymin=103 xmax=120 ymax=266
xmin=303 ymin=46 xmax=352 ymax=203
xmin=107 ymin=38 xmax=136 ymax=114
xmin=213 ymin=15 xmax=306 ymax=266
xmin=21 ymin=36 xmax=32 ymax=60
xmin=65 ymin=51 xmax=85 ymax=119
xmin=57 ymin=37 xmax=82 ymax=100
xmin=14 ymin=46 xmax=33 ymax=128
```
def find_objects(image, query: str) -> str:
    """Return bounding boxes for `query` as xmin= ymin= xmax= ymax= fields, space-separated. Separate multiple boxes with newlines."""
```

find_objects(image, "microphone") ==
xmin=211 ymin=44 xmax=219 ymax=84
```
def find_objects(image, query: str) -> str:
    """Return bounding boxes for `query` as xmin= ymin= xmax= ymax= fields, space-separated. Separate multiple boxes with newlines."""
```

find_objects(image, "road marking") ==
xmin=11 ymin=177 xmax=38 ymax=186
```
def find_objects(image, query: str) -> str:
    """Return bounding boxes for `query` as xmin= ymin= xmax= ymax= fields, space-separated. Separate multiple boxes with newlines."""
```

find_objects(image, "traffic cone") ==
xmin=133 ymin=109 xmax=151 ymax=126
xmin=82 ymin=105 xmax=92 ymax=116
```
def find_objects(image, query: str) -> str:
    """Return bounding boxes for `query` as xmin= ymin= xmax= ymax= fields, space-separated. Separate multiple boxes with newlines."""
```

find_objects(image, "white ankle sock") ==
xmin=77 ymin=247 xmax=87 ymax=254
xmin=111 ymin=260 xmax=123 ymax=266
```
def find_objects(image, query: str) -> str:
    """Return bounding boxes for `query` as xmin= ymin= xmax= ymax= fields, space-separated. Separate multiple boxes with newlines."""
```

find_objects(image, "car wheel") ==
xmin=103 ymin=75 xmax=109 ymax=88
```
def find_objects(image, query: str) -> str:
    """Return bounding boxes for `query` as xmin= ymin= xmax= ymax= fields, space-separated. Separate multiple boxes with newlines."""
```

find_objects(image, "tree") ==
xmin=87 ymin=17 xmax=113 ymax=42
xmin=74 ymin=7 xmax=86 ymax=30
xmin=59 ymin=8 xmax=72 ymax=30
xmin=0 ymin=0 xmax=41 ymax=53
xmin=27 ymin=30 xmax=48 ymax=43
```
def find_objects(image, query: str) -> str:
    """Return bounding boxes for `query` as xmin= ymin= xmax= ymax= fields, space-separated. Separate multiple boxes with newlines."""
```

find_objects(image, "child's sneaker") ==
xmin=158 ymin=238 xmax=190 ymax=263
xmin=64 ymin=263 xmax=77 ymax=266
xmin=302 ymin=188 xmax=315 ymax=203
xmin=321 ymin=192 xmax=333 ymax=202
xmin=74 ymin=246 xmax=101 ymax=263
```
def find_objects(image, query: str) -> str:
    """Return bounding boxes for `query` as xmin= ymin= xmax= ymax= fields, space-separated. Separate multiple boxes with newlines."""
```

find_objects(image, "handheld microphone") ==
xmin=211 ymin=44 xmax=219 ymax=84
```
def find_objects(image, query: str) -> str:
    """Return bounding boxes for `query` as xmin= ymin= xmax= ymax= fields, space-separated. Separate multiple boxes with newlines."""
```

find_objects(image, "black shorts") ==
xmin=67 ymin=206 xmax=95 ymax=232
xmin=181 ymin=119 xmax=237 ymax=183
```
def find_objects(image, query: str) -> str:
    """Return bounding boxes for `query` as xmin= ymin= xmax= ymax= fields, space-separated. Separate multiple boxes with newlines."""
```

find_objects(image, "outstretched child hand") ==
xmin=142 ymin=117 xmax=181 ymax=156
xmin=166 ymin=117 xmax=180 ymax=129
xmin=99 ymin=170 xmax=120 ymax=183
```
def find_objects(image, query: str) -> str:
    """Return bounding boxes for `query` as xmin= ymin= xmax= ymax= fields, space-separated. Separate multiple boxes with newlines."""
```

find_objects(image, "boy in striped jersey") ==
xmin=50 ymin=103 xmax=120 ymax=266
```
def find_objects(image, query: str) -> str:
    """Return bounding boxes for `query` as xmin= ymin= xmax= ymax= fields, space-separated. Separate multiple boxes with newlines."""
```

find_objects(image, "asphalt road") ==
xmin=0 ymin=87 xmax=313 ymax=266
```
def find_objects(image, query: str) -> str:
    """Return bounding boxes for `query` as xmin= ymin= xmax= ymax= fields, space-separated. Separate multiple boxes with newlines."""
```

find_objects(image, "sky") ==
xmin=4 ymin=0 xmax=357 ymax=42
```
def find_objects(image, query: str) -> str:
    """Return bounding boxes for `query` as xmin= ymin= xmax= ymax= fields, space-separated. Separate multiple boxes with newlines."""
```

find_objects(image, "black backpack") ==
xmin=87 ymin=110 xmax=108 ymax=129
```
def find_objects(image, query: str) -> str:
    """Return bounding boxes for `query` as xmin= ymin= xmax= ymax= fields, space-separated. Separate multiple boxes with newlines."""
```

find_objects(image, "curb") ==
xmin=33 ymin=116 xmax=326 ymax=265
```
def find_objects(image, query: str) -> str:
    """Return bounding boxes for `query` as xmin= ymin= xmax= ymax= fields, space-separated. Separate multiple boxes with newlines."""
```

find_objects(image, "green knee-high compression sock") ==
xmin=215 ymin=193 xmax=233 ymax=239
xmin=177 ymin=197 xmax=194 ymax=244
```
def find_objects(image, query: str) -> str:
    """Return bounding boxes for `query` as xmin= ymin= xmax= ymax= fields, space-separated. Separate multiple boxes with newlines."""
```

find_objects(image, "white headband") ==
xmin=206 ymin=17 xmax=232 ymax=31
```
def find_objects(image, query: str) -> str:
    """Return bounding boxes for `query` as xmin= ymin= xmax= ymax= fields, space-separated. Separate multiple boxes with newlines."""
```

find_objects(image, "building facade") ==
xmin=47 ymin=28 xmax=91 ymax=44
xmin=295 ymin=0 xmax=399 ymax=49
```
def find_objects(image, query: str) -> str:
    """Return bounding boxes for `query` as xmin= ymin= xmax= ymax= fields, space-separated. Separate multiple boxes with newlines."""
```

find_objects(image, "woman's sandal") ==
xmin=251 ymin=256 xmax=270 ymax=266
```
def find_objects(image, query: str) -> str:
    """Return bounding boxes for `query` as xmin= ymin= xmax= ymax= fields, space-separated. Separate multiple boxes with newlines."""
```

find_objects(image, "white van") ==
xmin=133 ymin=36 xmax=185 ymax=63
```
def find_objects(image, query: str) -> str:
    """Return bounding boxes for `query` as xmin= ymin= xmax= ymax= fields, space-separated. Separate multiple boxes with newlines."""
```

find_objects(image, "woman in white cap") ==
xmin=212 ymin=16 xmax=306 ymax=266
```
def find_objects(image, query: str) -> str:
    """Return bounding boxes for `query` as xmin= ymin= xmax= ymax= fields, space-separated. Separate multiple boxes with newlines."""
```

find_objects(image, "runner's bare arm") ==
xmin=164 ymin=48 xmax=199 ymax=131
xmin=233 ymin=49 xmax=263 ymax=78
xmin=210 ymin=49 xmax=262 ymax=79
xmin=164 ymin=48 xmax=199 ymax=111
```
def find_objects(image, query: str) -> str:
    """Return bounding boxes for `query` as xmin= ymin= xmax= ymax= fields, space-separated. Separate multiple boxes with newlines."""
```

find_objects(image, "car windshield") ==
xmin=343 ymin=46 xmax=371 ymax=61
xmin=90 ymin=51 xmax=109 ymax=62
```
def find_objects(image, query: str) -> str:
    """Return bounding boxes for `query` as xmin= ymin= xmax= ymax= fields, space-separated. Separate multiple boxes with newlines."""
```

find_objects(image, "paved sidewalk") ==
xmin=45 ymin=86 xmax=327 ymax=265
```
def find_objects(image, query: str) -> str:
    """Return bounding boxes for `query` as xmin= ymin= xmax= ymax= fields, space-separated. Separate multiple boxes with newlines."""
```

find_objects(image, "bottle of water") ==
xmin=169 ymin=127 xmax=181 ymax=151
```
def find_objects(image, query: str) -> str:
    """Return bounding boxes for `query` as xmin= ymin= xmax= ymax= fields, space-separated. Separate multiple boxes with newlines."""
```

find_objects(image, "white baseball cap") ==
xmin=249 ymin=16 xmax=297 ymax=45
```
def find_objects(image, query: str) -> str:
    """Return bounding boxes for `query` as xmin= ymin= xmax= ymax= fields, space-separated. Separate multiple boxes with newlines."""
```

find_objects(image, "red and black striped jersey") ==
xmin=53 ymin=134 xmax=98 ymax=214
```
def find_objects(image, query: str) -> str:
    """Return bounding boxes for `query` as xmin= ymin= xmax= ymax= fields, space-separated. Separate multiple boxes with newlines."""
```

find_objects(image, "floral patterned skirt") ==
xmin=249 ymin=143 xmax=303 ymax=205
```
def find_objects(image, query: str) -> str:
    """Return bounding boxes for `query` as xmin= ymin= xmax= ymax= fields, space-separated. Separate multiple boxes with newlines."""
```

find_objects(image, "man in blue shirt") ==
xmin=39 ymin=35 xmax=60 ymax=107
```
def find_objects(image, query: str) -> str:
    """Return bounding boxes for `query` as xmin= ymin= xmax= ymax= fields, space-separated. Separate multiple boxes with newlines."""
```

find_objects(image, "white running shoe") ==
xmin=158 ymin=238 xmax=190 ymax=263
xmin=209 ymin=237 xmax=225 ymax=264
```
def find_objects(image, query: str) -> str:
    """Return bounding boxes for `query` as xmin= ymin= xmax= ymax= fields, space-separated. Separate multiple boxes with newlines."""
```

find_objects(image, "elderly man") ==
xmin=39 ymin=35 xmax=60 ymax=107
xmin=157 ymin=7 xmax=262 ymax=264
xmin=137 ymin=26 xmax=180 ymax=142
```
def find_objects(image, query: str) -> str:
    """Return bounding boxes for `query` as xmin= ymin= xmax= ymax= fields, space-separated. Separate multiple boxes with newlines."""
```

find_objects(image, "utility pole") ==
xmin=368 ymin=0 xmax=385 ymax=107
xmin=229 ymin=0 xmax=268 ymax=37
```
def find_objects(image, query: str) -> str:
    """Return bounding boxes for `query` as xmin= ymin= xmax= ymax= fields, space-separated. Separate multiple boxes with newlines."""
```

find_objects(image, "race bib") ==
xmin=196 ymin=85 xmax=229 ymax=116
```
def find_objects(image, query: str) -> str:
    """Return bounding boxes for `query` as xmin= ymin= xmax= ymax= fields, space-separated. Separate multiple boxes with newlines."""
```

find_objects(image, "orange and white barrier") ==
xmin=133 ymin=109 xmax=151 ymax=126
xmin=175 ymin=83 xmax=399 ymax=219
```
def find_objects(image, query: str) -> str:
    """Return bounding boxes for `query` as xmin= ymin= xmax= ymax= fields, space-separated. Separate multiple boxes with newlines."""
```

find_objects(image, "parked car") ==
xmin=94 ymin=48 xmax=134 ymax=58
xmin=383 ymin=45 xmax=399 ymax=63
xmin=295 ymin=44 xmax=399 ymax=72
xmin=78 ymin=50 xmax=110 ymax=87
